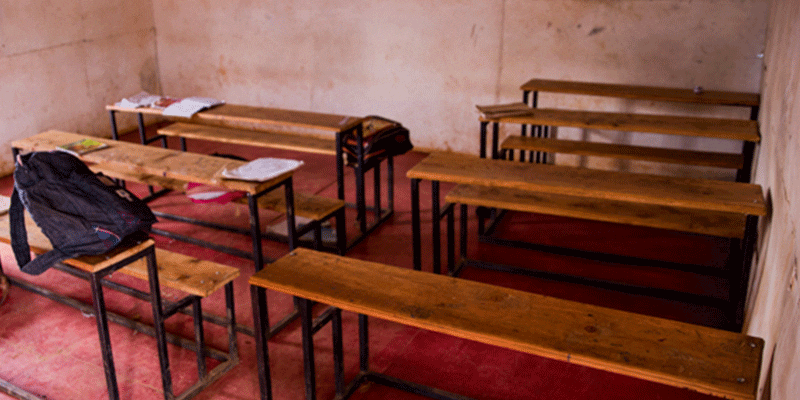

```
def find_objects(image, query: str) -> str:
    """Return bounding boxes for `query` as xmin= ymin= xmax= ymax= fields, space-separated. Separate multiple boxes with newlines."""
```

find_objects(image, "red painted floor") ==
xmin=0 ymin=132 xmax=728 ymax=400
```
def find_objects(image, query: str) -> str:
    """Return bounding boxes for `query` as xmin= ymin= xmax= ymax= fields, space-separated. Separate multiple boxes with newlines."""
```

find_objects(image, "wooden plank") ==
xmin=250 ymin=248 xmax=763 ymax=400
xmin=501 ymin=136 xmax=744 ymax=169
xmin=121 ymin=248 xmax=239 ymax=298
xmin=519 ymin=78 xmax=760 ymax=107
xmin=0 ymin=212 xmax=238 ymax=296
xmin=480 ymin=108 xmax=760 ymax=142
xmin=11 ymin=130 xmax=291 ymax=194
xmin=406 ymin=152 xmax=766 ymax=216
xmin=158 ymin=122 xmax=337 ymax=156
xmin=0 ymin=212 xmax=154 ymax=274
xmin=90 ymin=163 xmax=344 ymax=222
xmin=107 ymin=103 xmax=364 ymax=132
xmin=445 ymin=184 xmax=747 ymax=238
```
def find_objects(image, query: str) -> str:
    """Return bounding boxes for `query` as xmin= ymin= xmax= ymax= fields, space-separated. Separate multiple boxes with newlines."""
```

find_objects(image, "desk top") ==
xmin=250 ymin=248 xmax=763 ymax=400
xmin=12 ymin=130 xmax=293 ymax=194
xmin=106 ymin=103 xmax=364 ymax=133
xmin=520 ymin=78 xmax=760 ymax=108
xmin=407 ymin=152 xmax=766 ymax=216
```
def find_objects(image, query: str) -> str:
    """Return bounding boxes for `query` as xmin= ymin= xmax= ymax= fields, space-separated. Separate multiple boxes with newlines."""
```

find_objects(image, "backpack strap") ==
xmin=9 ymin=186 xmax=32 ymax=269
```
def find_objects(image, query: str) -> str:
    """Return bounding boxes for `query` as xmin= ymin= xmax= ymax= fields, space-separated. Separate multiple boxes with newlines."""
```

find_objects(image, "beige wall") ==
xmin=747 ymin=0 xmax=800 ymax=398
xmin=150 ymin=0 xmax=767 ymax=178
xmin=0 ymin=1 xmax=157 ymax=174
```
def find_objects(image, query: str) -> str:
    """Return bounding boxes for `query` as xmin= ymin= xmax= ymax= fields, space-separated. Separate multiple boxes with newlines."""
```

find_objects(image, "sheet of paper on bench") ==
xmin=162 ymin=97 xmax=225 ymax=118
xmin=115 ymin=91 xmax=162 ymax=109
xmin=221 ymin=157 xmax=304 ymax=182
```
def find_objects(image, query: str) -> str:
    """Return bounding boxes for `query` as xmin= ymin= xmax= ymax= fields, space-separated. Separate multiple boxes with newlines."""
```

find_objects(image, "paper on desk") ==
xmin=115 ymin=91 xmax=162 ymax=109
xmin=221 ymin=158 xmax=304 ymax=182
xmin=162 ymin=97 xmax=225 ymax=118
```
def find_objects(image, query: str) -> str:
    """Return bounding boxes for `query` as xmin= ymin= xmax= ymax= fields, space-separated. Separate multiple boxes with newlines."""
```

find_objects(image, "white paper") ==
xmin=221 ymin=158 xmax=304 ymax=182
xmin=162 ymin=97 xmax=225 ymax=118
xmin=115 ymin=91 xmax=161 ymax=109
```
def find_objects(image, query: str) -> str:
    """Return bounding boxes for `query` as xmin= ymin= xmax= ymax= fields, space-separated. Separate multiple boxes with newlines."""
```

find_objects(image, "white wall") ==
xmin=0 ymin=0 xmax=158 ymax=174
xmin=150 ymin=0 xmax=768 ymax=178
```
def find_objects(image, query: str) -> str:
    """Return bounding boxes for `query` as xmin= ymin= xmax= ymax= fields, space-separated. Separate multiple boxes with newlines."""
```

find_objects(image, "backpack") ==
xmin=10 ymin=151 xmax=157 ymax=275
xmin=342 ymin=116 xmax=413 ymax=169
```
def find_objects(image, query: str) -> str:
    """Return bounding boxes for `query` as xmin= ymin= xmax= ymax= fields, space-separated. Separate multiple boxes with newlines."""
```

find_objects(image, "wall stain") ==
xmin=588 ymin=26 xmax=605 ymax=36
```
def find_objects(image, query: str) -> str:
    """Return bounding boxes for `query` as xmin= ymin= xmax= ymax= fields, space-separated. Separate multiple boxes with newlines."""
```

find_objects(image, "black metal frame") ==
xmin=108 ymin=109 xmax=394 ymax=254
xmin=0 ymin=235 xmax=239 ymax=400
xmin=410 ymin=177 xmax=760 ymax=332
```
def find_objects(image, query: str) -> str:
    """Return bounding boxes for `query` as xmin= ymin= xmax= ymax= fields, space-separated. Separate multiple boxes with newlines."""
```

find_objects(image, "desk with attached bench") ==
xmin=249 ymin=248 xmax=764 ymax=400
xmin=106 ymin=103 xmax=395 ymax=250
xmin=0 ymin=210 xmax=240 ymax=400
xmin=407 ymin=152 xmax=766 ymax=331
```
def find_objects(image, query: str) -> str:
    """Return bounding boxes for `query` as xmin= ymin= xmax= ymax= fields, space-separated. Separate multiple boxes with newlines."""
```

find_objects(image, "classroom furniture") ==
xmin=106 ymin=103 xmax=395 ymax=250
xmin=11 ymin=130 xmax=312 ymax=337
xmin=407 ymin=152 xmax=766 ymax=331
xmin=249 ymin=248 xmax=764 ymax=400
xmin=0 ymin=211 xmax=240 ymax=400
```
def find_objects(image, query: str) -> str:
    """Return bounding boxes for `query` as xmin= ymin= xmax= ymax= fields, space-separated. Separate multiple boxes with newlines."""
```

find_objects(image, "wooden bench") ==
xmin=107 ymin=103 xmax=397 ymax=250
xmin=249 ymin=248 xmax=764 ymax=400
xmin=0 ymin=210 xmax=240 ymax=400
xmin=408 ymin=152 xmax=766 ymax=330
xmin=478 ymin=79 xmax=761 ymax=183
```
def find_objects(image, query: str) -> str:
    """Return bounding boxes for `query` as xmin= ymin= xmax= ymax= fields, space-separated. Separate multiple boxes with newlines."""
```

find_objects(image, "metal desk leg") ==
xmin=89 ymin=272 xmax=120 ymax=400
xmin=411 ymin=178 xmax=421 ymax=271
xmin=146 ymin=248 xmax=174 ymax=398
xmin=251 ymin=286 xmax=272 ymax=400
xmin=296 ymin=297 xmax=317 ymax=400
xmin=431 ymin=181 xmax=441 ymax=275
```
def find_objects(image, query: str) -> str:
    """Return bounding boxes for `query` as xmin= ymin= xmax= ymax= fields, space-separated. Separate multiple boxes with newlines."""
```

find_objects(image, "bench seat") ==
xmin=158 ymin=122 xmax=338 ymax=156
xmin=500 ymin=135 xmax=745 ymax=169
xmin=250 ymin=248 xmax=764 ymax=400
xmin=445 ymin=183 xmax=747 ymax=238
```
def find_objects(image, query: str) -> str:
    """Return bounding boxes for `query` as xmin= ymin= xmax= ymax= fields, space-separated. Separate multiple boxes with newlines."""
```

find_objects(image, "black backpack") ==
xmin=10 ymin=151 xmax=157 ymax=275
xmin=342 ymin=116 xmax=413 ymax=169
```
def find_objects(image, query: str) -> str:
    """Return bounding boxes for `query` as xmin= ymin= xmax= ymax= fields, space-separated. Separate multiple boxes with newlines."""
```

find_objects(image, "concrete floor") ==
xmin=0 ymin=133 xmax=729 ymax=400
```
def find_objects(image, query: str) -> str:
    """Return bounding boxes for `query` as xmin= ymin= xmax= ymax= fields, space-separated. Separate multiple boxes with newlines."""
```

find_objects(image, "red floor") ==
xmin=0 ymin=133 xmax=729 ymax=400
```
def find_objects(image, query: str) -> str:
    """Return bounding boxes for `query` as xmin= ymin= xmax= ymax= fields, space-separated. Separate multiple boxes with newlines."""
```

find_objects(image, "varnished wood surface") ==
xmin=158 ymin=122 xmax=337 ymax=155
xmin=446 ymin=184 xmax=747 ymax=238
xmin=90 ymin=163 xmax=344 ymax=221
xmin=122 ymin=248 xmax=239 ymax=297
xmin=0 ymin=212 xmax=154 ymax=274
xmin=519 ymin=78 xmax=760 ymax=107
xmin=250 ymin=248 xmax=763 ymax=400
xmin=12 ymin=131 xmax=293 ymax=194
xmin=501 ymin=136 xmax=744 ymax=169
xmin=407 ymin=152 xmax=766 ymax=216
xmin=479 ymin=107 xmax=760 ymax=142
xmin=107 ymin=103 xmax=363 ymax=132
xmin=0 ymin=212 xmax=238 ymax=296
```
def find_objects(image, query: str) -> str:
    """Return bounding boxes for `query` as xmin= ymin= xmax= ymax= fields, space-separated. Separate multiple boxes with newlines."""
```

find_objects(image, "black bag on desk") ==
xmin=9 ymin=151 xmax=157 ymax=275
xmin=342 ymin=116 xmax=413 ymax=169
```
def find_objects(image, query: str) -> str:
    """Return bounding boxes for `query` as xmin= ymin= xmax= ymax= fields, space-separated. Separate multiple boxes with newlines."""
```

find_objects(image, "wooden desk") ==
xmin=249 ymin=248 xmax=763 ymax=400
xmin=407 ymin=152 xmax=766 ymax=330
xmin=106 ymin=103 xmax=394 ymax=246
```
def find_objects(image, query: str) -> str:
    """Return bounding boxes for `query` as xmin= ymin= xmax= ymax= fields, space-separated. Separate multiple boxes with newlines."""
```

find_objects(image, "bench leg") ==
xmin=192 ymin=297 xmax=207 ymax=378
xmin=225 ymin=283 xmax=238 ymax=360
xmin=332 ymin=308 xmax=345 ymax=397
xmin=145 ymin=249 xmax=174 ymax=399
xmin=296 ymin=297 xmax=317 ymax=400
xmin=411 ymin=178 xmax=422 ymax=271
xmin=251 ymin=286 xmax=273 ymax=400
xmin=89 ymin=272 xmax=120 ymax=400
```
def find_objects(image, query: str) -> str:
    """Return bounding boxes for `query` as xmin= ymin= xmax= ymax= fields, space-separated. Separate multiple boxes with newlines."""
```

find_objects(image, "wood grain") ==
xmin=501 ymin=136 xmax=744 ymax=169
xmin=158 ymin=122 xmax=337 ymax=156
xmin=519 ymin=78 xmax=760 ymax=107
xmin=250 ymin=248 xmax=763 ymax=400
xmin=445 ymin=184 xmax=747 ymax=238
xmin=107 ymin=103 xmax=363 ymax=132
xmin=12 ymin=130 xmax=292 ymax=194
xmin=480 ymin=108 xmax=760 ymax=142
xmin=406 ymin=152 xmax=766 ymax=216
